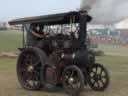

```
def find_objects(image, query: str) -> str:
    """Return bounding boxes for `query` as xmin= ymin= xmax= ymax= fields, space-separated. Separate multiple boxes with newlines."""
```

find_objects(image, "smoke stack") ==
xmin=79 ymin=10 xmax=92 ymax=48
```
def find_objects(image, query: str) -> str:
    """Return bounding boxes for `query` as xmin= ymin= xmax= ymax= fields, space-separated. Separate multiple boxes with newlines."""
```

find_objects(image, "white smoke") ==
xmin=81 ymin=0 xmax=128 ymax=25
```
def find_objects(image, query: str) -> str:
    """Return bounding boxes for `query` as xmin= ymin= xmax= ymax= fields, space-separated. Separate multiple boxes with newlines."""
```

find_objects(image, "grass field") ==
xmin=0 ymin=30 xmax=128 ymax=96
xmin=0 ymin=30 xmax=22 ymax=52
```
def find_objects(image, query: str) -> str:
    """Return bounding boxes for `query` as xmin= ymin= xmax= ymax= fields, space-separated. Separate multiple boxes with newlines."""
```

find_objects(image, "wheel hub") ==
xmin=96 ymin=75 xmax=101 ymax=80
xmin=68 ymin=77 xmax=74 ymax=84
xmin=28 ymin=65 xmax=34 ymax=72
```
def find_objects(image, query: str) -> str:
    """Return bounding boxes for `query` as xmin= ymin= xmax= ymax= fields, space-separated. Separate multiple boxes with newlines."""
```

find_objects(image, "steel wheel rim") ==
xmin=18 ymin=51 xmax=41 ymax=89
xmin=88 ymin=64 xmax=109 ymax=90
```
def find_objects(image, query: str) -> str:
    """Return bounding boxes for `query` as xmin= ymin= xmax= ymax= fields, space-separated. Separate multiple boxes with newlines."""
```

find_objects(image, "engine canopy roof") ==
xmin=9 ymin=11 xmax=91 ymax=25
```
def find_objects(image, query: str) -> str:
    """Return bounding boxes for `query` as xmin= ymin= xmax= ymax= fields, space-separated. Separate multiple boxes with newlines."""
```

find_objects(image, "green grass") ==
xmin=0 ymin=30 xmax=22 ymax=52
xmin=98 ymin=44 xmax=128 ymax=56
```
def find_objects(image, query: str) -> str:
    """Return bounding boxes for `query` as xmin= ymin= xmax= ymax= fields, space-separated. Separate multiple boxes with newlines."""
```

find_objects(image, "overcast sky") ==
xmin=0 ymin=0 xmax=80 ymax=21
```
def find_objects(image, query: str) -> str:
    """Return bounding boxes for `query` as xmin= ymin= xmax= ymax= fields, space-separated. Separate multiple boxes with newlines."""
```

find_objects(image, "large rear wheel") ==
xmin=17 ymin=48 xmax=47 ymax=90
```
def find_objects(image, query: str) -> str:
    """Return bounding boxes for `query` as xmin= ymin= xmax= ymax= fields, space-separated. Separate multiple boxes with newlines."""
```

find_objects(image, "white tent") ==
xmin=115 ymin=19 xmax=128 ymax=29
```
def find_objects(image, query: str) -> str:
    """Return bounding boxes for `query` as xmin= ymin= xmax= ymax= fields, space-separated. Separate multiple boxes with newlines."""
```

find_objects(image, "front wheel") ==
xmin=88 ymin=63 xmax=110 ymax=91
xmin=62 ymin=65 xmax=84 ymax=96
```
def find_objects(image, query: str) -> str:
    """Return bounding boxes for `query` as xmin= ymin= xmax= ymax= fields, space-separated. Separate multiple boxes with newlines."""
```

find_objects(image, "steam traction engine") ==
xmin=9 ymin=11 xmax=110 ymax=96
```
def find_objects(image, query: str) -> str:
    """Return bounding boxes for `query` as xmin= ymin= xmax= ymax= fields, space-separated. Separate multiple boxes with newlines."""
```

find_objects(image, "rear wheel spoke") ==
xmin=90 ymin=76 xmax=95 ymax=80
xmin=92 ymin=80 xmax=96 ymax=87
xmin=90 ymin=71 xmax=95 ymax=74
xmin=102 ymin=74 xmax=107 ymax=78
xmin=100 ymin=68 xmax=103 ymax=75
xmin=100 ymin=79 xmax=105 ymax=86
xmin=96 ymin=81 xmax=100 ymax=88
xmin=19 ymin=68 xmax=27 ymax=72
xmin=70 ymin=70 xmax=75 ymax=77
xmin=24 ymin=72 xmax=32 ymax=80
xmin=33 ymin=61 xmax=41 ymax=66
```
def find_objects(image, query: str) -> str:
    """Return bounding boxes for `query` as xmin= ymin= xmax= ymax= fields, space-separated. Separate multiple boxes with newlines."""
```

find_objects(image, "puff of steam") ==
xmin=80 ymin=0 xmax=97 ymax=10
xmin=81 ymin=0 xmax=128 ymax=25
xmin=90 ymin=0 xmax=128 ymax=24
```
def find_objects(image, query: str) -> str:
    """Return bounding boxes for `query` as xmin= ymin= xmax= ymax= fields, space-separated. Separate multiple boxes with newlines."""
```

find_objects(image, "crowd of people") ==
xmin=89 ymin=35 xmax=128 ymax=46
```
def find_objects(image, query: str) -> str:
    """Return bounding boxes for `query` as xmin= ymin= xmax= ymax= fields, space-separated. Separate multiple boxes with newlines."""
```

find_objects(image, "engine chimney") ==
xmin=79 ymin=10 xmax=92 ymax=48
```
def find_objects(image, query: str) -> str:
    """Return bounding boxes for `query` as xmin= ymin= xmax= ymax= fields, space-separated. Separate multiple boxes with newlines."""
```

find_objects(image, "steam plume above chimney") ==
xmin=81 ymin=0 xmax=128 ymax=25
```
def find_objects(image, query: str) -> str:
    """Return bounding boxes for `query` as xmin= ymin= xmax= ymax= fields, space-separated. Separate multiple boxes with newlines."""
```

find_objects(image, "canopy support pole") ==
xmin=22 ymin=25 xmax=25 ymax=48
